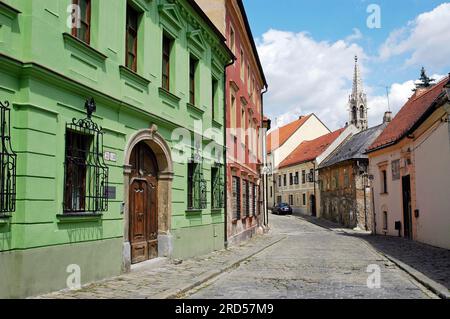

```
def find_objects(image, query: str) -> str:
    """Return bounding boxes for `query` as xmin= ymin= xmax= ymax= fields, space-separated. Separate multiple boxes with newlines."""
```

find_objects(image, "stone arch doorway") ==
xmin=123 ymin=126 xmax=174 ymax=270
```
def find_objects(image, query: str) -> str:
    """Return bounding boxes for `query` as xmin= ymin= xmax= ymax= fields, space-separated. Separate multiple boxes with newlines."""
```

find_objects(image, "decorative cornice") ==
xmin=0 ymin=1 xmax=21 ymax=20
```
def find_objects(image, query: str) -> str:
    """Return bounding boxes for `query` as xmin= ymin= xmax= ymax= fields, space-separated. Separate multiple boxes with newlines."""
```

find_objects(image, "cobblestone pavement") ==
xmin=187 ymin=215 xmax=437 ymax=299
xmin=36 ymin=230 xmax=284 ymax=299
xmin=296 ymin=214 xmax=450 ymax=292
xmin=37 ymin=214 xmax=439 ymax=299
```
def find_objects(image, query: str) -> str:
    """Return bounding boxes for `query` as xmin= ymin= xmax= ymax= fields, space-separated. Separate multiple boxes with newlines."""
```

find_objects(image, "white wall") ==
xmin=414 ymin=119 xmax=450 ymax=249
xmin=369 ymin=149 xmax=406 ymax=237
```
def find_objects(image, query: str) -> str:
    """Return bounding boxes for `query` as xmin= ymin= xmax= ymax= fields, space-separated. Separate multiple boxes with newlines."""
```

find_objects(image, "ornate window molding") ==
xmin=187 ymin=145 xmax=207 ymax=211
xmin=0 ymin=100 xmax=16 ymax=215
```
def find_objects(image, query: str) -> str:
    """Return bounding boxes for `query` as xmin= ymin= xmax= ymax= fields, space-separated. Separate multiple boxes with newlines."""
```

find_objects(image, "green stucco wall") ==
xmin=0 ymin=0 xmax=231 ymax=298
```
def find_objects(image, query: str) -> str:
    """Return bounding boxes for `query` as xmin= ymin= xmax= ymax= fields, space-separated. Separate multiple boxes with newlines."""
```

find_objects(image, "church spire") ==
xmin=349 ymin=55 xmax=368 ymax=131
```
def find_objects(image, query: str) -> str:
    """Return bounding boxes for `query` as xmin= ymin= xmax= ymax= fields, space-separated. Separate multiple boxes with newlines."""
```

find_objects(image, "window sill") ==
xmin=0 ymin=1 xmax=21 ymax=19
xmin=159 ymin=87 xmax=181 ymax=108
xmin=380 ymin=192 xmax=389 ymax=196
xmin=119 ymin=65 xmax=151 ymax=88
xmin=0 ymin=215 xmax=11 ymax=225
xmin=212 ymin=119 xmax=223 ymax=129
xmin=186 ymin=209 xmax=203 ymax=214
xmin=187 ymin=102 xmax=205 ymax=116
xmin=57 ymin=213 xmax=103 ymax=223
xmin=62 ymin=32 xmax=108 ymax=63
xmin=211 ymin=208 xmax=223 ymax=214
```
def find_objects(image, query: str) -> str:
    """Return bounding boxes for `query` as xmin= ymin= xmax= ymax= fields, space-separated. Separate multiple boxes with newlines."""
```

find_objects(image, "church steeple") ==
xmin=349 ymin=55 xmax=368 ymax=131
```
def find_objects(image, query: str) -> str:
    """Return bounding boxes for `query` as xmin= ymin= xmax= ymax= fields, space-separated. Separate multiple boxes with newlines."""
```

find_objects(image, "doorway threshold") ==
xmin=130 ymin=257 xmax=169 ymax=273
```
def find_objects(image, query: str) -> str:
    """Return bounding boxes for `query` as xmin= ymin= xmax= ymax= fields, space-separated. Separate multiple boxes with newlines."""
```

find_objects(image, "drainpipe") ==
xmin=313 ymin=162 xmax=317 ymax=217
xmin=261 ymin=85 xmax=269 ymax=228
xmin=223 ymin=58 xmax=235 ymax=249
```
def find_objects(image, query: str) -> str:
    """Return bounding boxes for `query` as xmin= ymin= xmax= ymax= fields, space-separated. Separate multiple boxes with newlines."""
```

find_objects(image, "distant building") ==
xmin=276 ymin=128 xmax=347 ymax=216
xmin=266 ymin=114 xmax=331 ymax=207
xmin=318 ymin=124 xmax=386 ymax=230
xmin=367 ymin=74 xmax=450 ymax=249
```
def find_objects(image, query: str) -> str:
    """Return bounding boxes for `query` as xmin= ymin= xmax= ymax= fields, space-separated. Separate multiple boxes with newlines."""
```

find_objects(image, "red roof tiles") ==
xmin=279 ymin=128 xmax=345 ymax=169
xmin=266 ymin=115 xmax=312 ymax=154
xmin=368 ymin=76 xmax=449 ymax=152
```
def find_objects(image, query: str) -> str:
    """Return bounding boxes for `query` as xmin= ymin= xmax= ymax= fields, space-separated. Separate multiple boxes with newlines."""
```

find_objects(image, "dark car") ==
xmin=271 ymin=203 xmax=293 ymax=215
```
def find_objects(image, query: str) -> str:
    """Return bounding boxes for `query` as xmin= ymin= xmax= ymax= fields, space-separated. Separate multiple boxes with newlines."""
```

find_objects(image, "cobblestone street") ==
xmin=35 ymin=214 xmax=448 ymax=299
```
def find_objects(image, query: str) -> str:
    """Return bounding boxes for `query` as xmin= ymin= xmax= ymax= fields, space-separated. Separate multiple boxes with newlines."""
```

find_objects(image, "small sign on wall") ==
xmin=104 ymin=151 xmax=117 ymax=162
xmin=105 ymin=186 xmax=116 ymax=200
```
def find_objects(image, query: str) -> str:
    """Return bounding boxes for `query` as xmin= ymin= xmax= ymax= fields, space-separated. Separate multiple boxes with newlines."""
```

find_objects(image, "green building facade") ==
xmin=0 ymin=0 xmax=233 ymax=298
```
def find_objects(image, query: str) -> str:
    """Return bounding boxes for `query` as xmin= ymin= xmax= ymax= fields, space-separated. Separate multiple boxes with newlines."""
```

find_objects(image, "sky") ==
xmin=243 ymin=0 xmax=450 ymax=130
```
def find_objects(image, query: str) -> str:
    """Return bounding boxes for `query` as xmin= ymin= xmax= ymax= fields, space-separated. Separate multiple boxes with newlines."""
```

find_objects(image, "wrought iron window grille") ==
xmin=187 ymin=151 xmax=207 ymax=210
xmin=0 ymin=100 xmax=17 ymax=214
xmin=211 ymin=162 xmax=224 ymax=209
xmin=63 ymin=98 xmax=109 ymax=214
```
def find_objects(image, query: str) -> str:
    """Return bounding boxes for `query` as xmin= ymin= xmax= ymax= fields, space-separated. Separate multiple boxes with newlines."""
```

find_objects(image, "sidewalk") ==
xmin=294 ymin=213 xmax=450 ymax=299
xmin=34 ymin=232 xmax=285 ymax=299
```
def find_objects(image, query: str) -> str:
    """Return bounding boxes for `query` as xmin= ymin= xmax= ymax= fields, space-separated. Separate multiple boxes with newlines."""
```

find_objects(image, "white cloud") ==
xmin=379 ymin=3 xmax=450 ymax=68
xmin=257 ymin=29 xmax=365 ymax=130
xmin=368 ymin=74 xmax=446 ymax=125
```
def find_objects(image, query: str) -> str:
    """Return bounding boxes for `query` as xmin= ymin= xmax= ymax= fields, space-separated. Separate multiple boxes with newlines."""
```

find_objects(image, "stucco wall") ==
xmin=414 ymin=120 xmax=450 ymax=249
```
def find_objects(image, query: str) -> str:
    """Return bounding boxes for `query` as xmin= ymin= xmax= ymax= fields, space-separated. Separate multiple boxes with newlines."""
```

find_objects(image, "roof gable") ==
xmin=279 ymin=128 xmax=345 ymax=169
xmin=368 ymin=76 xmax=449 ymax=152
xmin=266 ymin=115 xmax=313 ymax=154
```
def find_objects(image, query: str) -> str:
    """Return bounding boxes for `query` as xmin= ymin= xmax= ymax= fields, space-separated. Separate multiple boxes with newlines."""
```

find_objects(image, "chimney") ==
xmin=383 ymin=111 xmax=393 ymax=124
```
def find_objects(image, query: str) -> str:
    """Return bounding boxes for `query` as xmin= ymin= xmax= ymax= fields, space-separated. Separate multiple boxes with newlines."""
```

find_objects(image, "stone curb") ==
xmin=302 ymin=216 xmax=449 ymax=300
xmin=376 ymin=252 xmax=450 ymax=300
xmin=155 ymin=236 xmax=286 ymax=299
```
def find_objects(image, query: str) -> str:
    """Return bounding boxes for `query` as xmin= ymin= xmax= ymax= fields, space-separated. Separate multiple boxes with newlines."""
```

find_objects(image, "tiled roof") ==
xmin=279 ymin=128 xmax=345 ymax=169
xmin=368 ymin=76 xmax=449 ymax=152
xmin=319 ymin=124 xmax=387 ymax=169
xmin=266 ymin=115 xmax=312 ymax=154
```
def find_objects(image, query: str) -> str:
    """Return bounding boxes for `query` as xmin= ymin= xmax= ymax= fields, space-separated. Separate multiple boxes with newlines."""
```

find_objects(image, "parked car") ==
xmin=272 ymin=203 xmax=293 ymax=215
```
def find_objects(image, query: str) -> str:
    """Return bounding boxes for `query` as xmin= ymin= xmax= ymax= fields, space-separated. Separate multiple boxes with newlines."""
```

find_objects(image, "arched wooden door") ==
xmin=129 ymin=142 xmax=159 ymax=264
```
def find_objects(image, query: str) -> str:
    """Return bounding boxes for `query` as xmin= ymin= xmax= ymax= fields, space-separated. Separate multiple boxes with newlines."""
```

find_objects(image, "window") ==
xmin=189 ymin=55 xmax=198 ymax=105
xmin=360 ymin=106 xmax=365 ymax=119
xmin=240 ymin=49 xmax=245 ymax=80
xmin=391 ymin=160 xmax=400 ymax=181
xmin=381 ymin=170 xmax=388 ymax=194
xmin=277 ymin=196 xmax=282 ymax=204
xmin=126 ymin=5 xmax=139 ymax=71
xmin=254 ymin=185 xmax=258 ymax=216
xmin=187 ymin=158 xmax=207 ymax=210
xmin=0 ymin=100 xmax=17 ymax=214
xmin=212 ymin=78 xmax=218 ymax=120
xmin=289 ymin=173 xmax=293 ymax=185
xmin=241 ymin=109 xmax=246 ymax=143
xmin=302 ymin=170 xmax=306 ymax=184
xmin=283 ymin=174 xmax=287 ymax=187
xmin=294 ymin=172 xmax=299 ymax=185
xmin=334 ymin=170 xmax=339 ymax=189
xmin=249 ymin=182 xmax=254 ymax=216
xmin=302 ymin=193 xmax=306 ymax=206
xmin=162 ymin=34 xmax=172 ymax=91
xmin=344 ymin=169 xmax=349 ymax=188
xmin=278 ymin=175 xmax=281 ymax=187
xmin=229 ymin=25 xmax=235 ymax=54
xmin=309 ymin=169 xmax=314 ymax=183
xmin=63 ymin=111 xmax=109 ymax=213
xmin=383 ymin=211 xmax=388 ymax=231
xmin=232 ymin=176 xmax=241 ymax=220
xmin=243 ymin=180 xmax=250 ymax=217
xmin=289 ymin=195 xmax=294 ymax=206
xmin=270 ymin=186 xmax=273 ymax=198
xmin=72 ymin=0 xmax=91 ymax=44
xmin=230 ymin=95 xmax=236 ymax=133
xmin=211 ymin=165 xmax=224 ymax=209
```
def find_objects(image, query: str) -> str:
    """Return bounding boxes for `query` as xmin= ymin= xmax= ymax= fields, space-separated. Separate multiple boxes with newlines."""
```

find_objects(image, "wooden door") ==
xmin=129 ymin=142 xmax=159 ymax=264
xmin=402 ymin=175 xmax=412 ymax=239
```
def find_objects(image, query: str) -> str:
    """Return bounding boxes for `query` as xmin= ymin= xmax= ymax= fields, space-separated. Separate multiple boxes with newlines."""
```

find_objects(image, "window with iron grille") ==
xmin=253 ymin=184 xmax=258 ymax=216
xmin=187 ymin=158 xmax=207 ymax=210
xmin=289 ymin=173 xmax=293 ymax=185
xmin=0 ymin=100 xmax=17 ymax=214
xmin=249 ymin=182 xmax=254 ymax=217
xmin=232 ymin=176 xmax=241 ymax=220
xmin=72 ymin=0 xmax=91 ymax=44
xmin=243 ymin=180 xmax=250 ymax=217
xmin=309 ymin=169 xmax=314 ymax=183
xmin=211 ymin=164 xmax=224 ymax=209
xmin=302 ymin=170 xmax=306 ymax=184
xmin=294 ymin=172 xmax=299 ymax=185
xmin=64 ymin=111 xmax=108 ymax=214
